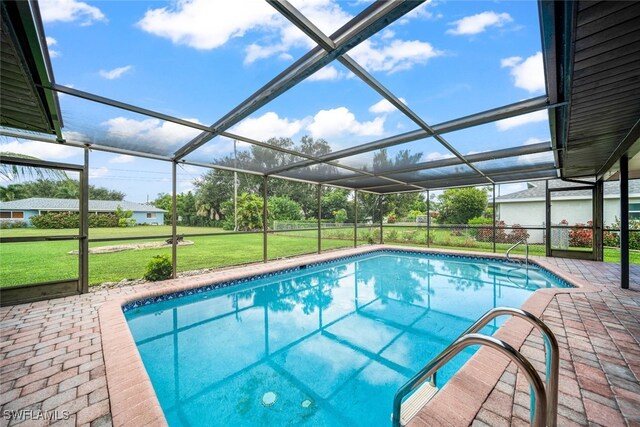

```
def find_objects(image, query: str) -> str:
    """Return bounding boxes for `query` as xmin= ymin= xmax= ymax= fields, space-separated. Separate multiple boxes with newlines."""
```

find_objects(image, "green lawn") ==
xmin=0 ymin=227 xmax=352 ymax=287
xmin=1 ymin=225 xmax=637 ymax=288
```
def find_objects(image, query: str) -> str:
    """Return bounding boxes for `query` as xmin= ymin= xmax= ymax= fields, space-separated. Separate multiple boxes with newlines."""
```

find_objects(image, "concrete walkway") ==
xmin=0 ymin=252 xmax=638 ymax=426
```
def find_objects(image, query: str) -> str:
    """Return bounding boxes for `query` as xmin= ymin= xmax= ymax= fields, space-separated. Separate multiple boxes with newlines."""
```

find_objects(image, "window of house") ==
xmin=0 ymin=212 xmax=23 ymax=219
xmin=631 ymin=203 xmax=640 ymax=220
xmin=146 ymin=213 xmax=156 ymax=219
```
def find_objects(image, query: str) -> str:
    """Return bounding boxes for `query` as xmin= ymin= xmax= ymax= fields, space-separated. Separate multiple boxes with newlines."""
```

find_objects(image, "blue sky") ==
xmin=1 ymin=0 xmax=554 ymax=202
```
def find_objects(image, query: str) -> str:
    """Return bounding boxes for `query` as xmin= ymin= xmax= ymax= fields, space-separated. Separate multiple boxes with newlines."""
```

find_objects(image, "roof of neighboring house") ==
xmin=496 ymin=180 xmax=640 ymax=203
xmin=0 ymin=198 xmax=165 ymax=213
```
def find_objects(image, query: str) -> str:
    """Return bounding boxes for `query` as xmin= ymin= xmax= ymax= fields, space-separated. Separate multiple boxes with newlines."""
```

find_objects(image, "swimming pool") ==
xmin=124 ymin=250 xmax=570 ymax=426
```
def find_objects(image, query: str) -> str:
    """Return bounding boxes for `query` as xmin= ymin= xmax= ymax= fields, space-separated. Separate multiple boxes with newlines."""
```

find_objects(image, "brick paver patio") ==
xmin=1 ymin=249 xmax=638 ymax=426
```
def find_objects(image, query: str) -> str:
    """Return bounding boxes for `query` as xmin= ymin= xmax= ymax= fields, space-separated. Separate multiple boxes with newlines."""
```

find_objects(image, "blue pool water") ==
xmin=125 ymin=251 xmax=570 ymax=426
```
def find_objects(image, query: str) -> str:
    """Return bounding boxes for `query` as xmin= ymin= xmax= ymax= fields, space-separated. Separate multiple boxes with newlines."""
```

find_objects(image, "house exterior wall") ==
xmin=497 ymin=201 xmax=546 ymax=243
xmin=0 ymin=209 xmax=164 ymax=226
xmin=132 ymin=211 xmax=164 ymax=225
xmin=0 ymin=209 xmax=38 ymax=225
xmin=497 ymin=197 xmax=640 ymax=244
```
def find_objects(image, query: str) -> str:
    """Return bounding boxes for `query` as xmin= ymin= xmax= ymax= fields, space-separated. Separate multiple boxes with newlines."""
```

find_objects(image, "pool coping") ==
xmin=98 ymin=245 xmax=600 ymax=427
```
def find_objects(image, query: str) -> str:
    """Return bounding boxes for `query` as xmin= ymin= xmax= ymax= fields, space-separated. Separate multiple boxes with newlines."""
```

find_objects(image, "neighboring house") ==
xmin=496 ymin=180 xmax=640 ymax=243
xmin=0 ymin=198 xmax=165 ymax=226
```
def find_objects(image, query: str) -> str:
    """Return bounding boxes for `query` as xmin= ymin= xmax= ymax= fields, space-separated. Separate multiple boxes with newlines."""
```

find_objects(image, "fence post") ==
xmin=492 ymin=184 xmax=496 ymax=253
xmin=427 ymin=190 xmax=430 ymax=248
xmin=317 ymin=184 xmax=321 ymax=254
xmin=171 ymin=161 xmax=177 ymax=278
xmin=79 ymin=147 xmax=89 ymax=293
xmin=263 ymin=176 xmax=268 ymax=263
xmin=379 ymin=194 xmax=384 ymax=244
xmin=354 ymin=190 xmax=358 ymax=248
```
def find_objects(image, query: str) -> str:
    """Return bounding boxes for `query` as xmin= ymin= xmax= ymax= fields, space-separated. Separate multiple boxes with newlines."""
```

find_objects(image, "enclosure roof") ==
xmin=0 ymin=0 xmax=637 ymax=193
xmin=0 ymin=1 xmax=61 ymax=138
xmin=0 ymin=197 xmax=165 ymax=213
xmin=542 ymin=1 xmax=640 ymax=180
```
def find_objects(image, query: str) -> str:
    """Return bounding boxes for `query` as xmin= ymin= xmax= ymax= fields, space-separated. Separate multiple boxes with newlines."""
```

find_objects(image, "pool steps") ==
xmin=398 ymin=382 xmax=439 ymax=426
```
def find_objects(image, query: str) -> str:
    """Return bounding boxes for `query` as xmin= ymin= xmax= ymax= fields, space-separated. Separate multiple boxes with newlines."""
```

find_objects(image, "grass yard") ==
xmin=0 ymin=227 xmax=354 ymax=287
xmin=1 ymin=225 xmax=637 ymax=288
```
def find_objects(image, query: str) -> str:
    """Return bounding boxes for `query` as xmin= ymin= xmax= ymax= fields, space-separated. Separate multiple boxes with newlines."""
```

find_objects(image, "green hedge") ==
xmin=30 ymin=212 xmax=119 ymax=229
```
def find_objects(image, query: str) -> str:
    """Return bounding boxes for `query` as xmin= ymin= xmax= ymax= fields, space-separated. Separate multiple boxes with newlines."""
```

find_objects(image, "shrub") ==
xmin=385 ymin=229 xmax=399 ymax=242
xmin=569 ymin=221 xmax=593 ymax=248
xmin=30 ymin=212 xmax=122 ymax=229
xmin=31 ymin=212 xmax=79 ymax=229
xmin=143 ymin=255 xmax=172 ymax=281
xmin=88 ymin=213 xmax=118 ymax=228
xmin=333 ymin=208 xmax=347 ymax=224
xmin=603 ymin=230 xmax=619 ymax=247
xmin=509 ymin=224 xmax=530 ymax=242
xmin=0 ymin=220 xmax=27 ymax=229
xmin=387 ymin=213 xmax=397 ymax=224
xmin=468 ymin=216 xmax=492 ymax=242
xmin=402 ymin=230 xmax=417 ymax=242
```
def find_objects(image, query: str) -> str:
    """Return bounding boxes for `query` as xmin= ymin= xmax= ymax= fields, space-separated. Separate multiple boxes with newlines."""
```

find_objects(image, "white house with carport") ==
xmin=495 ymin=180 xmax=640 ymax=243
xmin=0 ymin=198 xmax=165 ymax=226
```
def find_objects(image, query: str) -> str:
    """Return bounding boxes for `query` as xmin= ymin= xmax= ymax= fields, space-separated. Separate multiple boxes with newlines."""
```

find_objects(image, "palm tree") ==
xmin=0 ymin=152 xmax=67 ymax=182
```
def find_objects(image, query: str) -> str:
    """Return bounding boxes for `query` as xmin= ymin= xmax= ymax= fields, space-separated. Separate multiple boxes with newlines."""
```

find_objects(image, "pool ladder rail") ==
xmin=506 ymin=238 xmax=529 ymax=264
xmin=392 ymin=307 xmax=559 ymax=427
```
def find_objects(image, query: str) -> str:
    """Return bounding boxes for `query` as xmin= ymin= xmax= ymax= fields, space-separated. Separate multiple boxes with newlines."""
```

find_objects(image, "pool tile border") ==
xmin=98 ymin=245 xmax=600 ymax=427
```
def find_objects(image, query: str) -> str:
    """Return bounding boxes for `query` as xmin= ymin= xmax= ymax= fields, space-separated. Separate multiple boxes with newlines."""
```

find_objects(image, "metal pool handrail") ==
xmin=391 ymin=307 xmax=559 ymax=427
xmin=391 ymin=333 xmax=547 ymax=427
xmin=506 ymin=238 xmax=529 ymax=264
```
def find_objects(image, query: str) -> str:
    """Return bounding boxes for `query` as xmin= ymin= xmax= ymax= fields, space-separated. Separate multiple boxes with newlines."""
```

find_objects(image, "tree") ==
xmin=192 ymin=136 xmax=334 ymax=222
xmin=151 ymin=192 xmax=202 ymax=226
xmin=115 ymin=205 xmax=135 ymax=227
xmin=0 ymin=179 xmax=124 ymax=201
xmin=0 ymin=152 xmax=67 ymax=181
xmin=268 ymin=196 xmax=302 ymax=222
xmin=319 ymin=189 xmax=350 ymax=220
xmin=435 ymin=187 xmax=488 ymax=225
xmin=234 ymin=193 xmax=263 ymax=231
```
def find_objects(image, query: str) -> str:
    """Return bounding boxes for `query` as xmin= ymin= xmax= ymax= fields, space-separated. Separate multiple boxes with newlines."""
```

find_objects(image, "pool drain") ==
xmin=301 ymin=399 xmax=313 ymax=408
xmin=262 ymin=391 xmax=277 ymax=407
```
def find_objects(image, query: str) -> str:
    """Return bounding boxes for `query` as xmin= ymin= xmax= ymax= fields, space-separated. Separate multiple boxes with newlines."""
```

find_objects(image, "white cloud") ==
xmin=380 ymin=29 xmax=395 ymax=40
xmin=231 ymin=112 xmax=304 ymax=140
xmin=501 ymin=51 xmax=545 ymax=93
xmin=518 ymin=137 xmax=554 ymax=164
xmin=99 ymin=65 xmax=133 ymax=80
xmin=62 ymin=130 xmax=91 ymax=143
xmin=425 ymin=152 xmax=453 ymax=162
xmin=496 ymin=110 xmax=547 ymax=131
xmin=89 ymin=167 xmax=109 ymax=179
xmin=136 ymin=0 xmax=438 ymax=75
xmin=0 ymin=139 xmax=80 ymax=160
xmin=369 ymin=98 xmax=407 ymax=114
xmin=350 ymin=39 xmax=443 ymax=74
xmin=398 ymin=1 xmax=438 ymax=24
xmin=109 ymin=154 xmax=135 ymax=164
xmin=307 ymin=65 xmax=347 ymax=82
xmin=45 ymin=36 xmax=60 ymax=58
xmin=39 ymin=0 xmax=106 ymax=25
xmin=447 ymin=11 xmax=512 ymax=36
xmin=102 ymin=117 xmax=201 ymax=147
xmin=243 ymin=0 xmax=352 ymax=64
xmin=137 ymin=0 xmax=277 ymax=51
xmin=307 ymin=107 xmax=385 ymax=139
